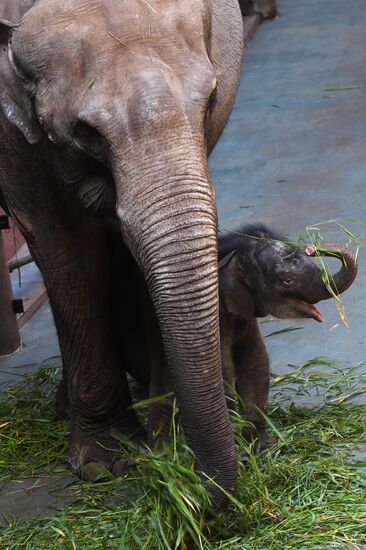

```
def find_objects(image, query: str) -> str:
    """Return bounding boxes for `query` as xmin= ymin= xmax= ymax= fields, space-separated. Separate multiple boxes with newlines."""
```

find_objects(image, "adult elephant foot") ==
xmin=67 ymin=417 xmax=147 ymax=481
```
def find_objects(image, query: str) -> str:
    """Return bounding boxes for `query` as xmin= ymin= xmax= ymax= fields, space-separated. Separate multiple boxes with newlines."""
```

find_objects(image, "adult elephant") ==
xmin=0 ymin=1 xmax=243 ymax=503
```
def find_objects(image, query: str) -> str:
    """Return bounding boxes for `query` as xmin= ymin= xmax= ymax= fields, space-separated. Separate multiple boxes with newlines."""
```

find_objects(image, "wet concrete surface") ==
xmin=0 ymin=476 xmax=79 ymax=527
xmin=0 ymin=0 xmax=365 ymax=531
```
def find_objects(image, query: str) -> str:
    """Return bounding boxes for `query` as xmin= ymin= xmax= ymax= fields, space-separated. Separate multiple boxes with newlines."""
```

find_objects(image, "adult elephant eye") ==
xmin=74 ymin=121 xmax=106 ymax=159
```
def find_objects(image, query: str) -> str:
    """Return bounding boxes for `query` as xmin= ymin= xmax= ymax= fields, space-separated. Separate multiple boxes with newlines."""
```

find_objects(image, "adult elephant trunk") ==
xmin=306 ymin=243 xmax=358 ymax=302
xmin=112 ymin=126 xmax=237 ymax=503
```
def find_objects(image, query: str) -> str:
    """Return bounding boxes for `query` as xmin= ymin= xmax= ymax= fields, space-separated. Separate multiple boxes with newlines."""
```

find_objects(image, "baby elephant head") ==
xmin=218 ymin=224 xmax=358 ymax=322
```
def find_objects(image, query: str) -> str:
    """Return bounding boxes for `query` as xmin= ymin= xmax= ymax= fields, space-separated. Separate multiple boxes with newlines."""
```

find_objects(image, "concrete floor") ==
xmin=0 ymin=0 xmax=366 ymax=530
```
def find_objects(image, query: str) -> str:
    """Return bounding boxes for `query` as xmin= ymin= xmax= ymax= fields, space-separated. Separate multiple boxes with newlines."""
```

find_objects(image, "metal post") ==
xmin=0 ymin=229 xmax=21 ymax=356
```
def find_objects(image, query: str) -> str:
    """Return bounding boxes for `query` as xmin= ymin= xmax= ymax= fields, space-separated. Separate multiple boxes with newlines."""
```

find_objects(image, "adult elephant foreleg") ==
xmin=39 ymin=217 xmax=144 ymax=476
xmin=6 ymin=183 xmax=144 ymax=477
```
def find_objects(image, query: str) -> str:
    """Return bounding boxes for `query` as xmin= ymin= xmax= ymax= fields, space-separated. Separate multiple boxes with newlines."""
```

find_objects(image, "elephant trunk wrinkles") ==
xmin=113 ymin=140 xmax=237 ymax=503
xmin=306 ymin=243 xmax=358 ymax=302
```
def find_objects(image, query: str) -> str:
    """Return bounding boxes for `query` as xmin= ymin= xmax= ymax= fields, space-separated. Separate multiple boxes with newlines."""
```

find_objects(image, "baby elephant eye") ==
xmin=282 ymin=278 xmax=296 ymax=287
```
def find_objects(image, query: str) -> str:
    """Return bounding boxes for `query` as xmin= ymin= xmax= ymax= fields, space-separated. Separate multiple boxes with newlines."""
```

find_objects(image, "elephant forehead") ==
xmin=263 ymin=243 xmax=314 ymax=271
xmin=13 ymin=0 xmax=214 ymax=111
xmin=270 ymin=241 xmax=290 ymax=255
xmin=15 ymin=0 xmax=210 ymax=60
xmin=273 ymin=254 xmax=316 ymax=276
xmin=267 ymin=241 xmax=297 ymax=263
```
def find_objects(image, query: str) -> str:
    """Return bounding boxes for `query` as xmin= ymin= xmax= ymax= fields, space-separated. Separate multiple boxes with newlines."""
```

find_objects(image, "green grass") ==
xmin=0 ymin=359 xmax=366 ymax=549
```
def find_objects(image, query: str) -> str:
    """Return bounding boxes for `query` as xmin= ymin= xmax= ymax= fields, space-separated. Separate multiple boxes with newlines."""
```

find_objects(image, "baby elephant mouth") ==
xmin=295 ymin=299 xmax=324 ymax=323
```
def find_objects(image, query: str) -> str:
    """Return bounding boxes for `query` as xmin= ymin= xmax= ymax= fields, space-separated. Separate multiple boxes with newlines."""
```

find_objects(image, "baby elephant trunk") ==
xmin=305 ymin=243 xmax=358 ymax=301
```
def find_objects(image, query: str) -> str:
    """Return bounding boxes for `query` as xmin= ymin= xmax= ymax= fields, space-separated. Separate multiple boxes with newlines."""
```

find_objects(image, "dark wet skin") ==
xmin=218 ymin=224 xmax=358 ymax=448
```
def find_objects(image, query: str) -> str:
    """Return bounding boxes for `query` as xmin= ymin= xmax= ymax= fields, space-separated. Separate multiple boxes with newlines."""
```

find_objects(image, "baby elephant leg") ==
xmin=234 ymin=319 xmax=276 ymax=449
xmin=221 ymin=325 xmax=239 ymax=413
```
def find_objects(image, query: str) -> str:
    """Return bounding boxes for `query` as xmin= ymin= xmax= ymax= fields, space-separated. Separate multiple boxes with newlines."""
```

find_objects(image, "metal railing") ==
xmin=0 ymin=220 xmax=21 ymax=356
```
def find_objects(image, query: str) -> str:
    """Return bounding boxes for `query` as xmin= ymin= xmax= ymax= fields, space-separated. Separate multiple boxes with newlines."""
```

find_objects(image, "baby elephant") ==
xmin=218 ymin=224 xmax=358 ymax=448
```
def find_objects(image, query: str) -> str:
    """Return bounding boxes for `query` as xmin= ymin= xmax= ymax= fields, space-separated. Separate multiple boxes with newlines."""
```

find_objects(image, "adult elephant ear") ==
xmin=219 ymin=251 xmax=254 ymax=320
xmin=0 ymin=19 xmax=42 ymax=144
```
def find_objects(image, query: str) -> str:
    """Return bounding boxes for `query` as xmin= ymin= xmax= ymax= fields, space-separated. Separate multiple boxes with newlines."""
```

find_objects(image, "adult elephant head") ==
xmin=0 ymin=0 xmax=243 ymax=502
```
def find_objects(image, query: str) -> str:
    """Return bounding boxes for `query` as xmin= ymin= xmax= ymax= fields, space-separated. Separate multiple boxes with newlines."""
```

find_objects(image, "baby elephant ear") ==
xmin=0 ymin=19 xmax=42 ymax=144
xmin=219 ymin=251 xmax=254 ymax=320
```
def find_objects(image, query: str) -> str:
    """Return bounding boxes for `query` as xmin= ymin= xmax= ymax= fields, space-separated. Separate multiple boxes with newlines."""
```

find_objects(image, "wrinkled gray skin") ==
xmin=239 ymin=0 xmax=278 ymax=19
xmin=0 ymin=0 xmax=243 ymax=504
xmin=218 ymin=224 xmax=358 ymax=447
